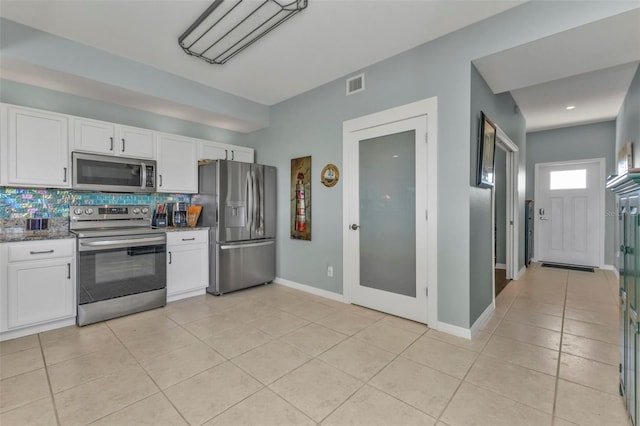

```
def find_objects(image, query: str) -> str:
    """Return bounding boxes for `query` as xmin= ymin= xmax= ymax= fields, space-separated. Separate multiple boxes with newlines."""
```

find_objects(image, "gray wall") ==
xmin=616 ymin=65 xmax=640 ymax=161
xmin=469 ymin=65 xmax=526 ymax=325
xmin=0 ymin=80 xmax=248 ymax=146
xmin=614 ymin=64 xmax=640 ymax=271
xmin=526 ymin=121 xmax=617 ymax=266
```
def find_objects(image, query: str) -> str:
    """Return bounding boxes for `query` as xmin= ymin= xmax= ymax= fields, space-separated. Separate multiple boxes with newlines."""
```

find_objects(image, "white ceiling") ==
xmin=473 ymin=8 xmax=640 ymax=132
xmin=0 ymin=1 xmax=638 ymax=133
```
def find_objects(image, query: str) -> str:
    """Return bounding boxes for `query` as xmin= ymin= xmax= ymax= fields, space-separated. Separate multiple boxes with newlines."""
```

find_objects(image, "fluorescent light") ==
xmin=566 ymin=105 xmax=576 ymax=110
xmin=179 ymin=0 xmax=308 ymax=65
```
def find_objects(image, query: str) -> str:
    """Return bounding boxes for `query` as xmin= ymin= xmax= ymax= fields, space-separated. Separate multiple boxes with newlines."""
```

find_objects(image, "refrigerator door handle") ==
xmin=246 ymin=170 xmax=253 ymax=231
xmin=220 ymin=240 xmax=274 ymax=250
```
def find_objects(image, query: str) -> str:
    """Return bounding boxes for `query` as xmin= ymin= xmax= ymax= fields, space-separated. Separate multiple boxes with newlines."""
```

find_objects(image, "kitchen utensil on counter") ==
xmin=187 ymin=205 xmax=202 ymax=227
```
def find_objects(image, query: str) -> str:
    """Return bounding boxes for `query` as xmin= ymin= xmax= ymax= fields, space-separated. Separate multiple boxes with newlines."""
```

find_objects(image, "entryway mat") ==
xmin=541 ymin=263 xmax=595 ymax=272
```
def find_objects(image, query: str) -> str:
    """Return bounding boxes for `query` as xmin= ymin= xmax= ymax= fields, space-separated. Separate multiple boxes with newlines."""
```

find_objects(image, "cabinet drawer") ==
xmin=167 ymin=230 xmax=208 ymax=246
xmin=8 ymin=239 xmax=75 ymax=262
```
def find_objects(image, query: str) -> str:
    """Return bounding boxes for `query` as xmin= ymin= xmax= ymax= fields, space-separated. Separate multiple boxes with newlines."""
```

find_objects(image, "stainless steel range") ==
xmin=70 ymin=205 xmax=166 ymax=326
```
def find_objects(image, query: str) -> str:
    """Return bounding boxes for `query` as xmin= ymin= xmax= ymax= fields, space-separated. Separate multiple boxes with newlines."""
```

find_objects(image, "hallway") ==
xmin=0 ymin=263 xmax=630 ymax=425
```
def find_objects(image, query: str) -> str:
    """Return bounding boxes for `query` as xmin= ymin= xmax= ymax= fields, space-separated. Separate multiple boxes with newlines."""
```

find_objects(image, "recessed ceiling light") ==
xmin=566 ymin=105 xmax=576 ymax=110
xmin=392 ymin=155 xmax=399 ymax=158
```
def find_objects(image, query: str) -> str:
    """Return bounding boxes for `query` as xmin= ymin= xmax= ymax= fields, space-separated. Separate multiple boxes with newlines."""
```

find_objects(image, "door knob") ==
xmin=350 ymin=224 xmax=360 ymax=230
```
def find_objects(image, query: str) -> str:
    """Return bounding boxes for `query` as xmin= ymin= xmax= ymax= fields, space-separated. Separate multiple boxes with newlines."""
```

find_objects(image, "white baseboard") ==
xmin=167 ymin=288 xmax=206 ymax=303
xmin=436 ymin=321 xmax=471 ymax=340
xmin=495 ymin=263 xmax=506 ymax=270
xmin=515 ymin=265 xmax=526 ymax=280
xmin=275 ymin=277 xmax=345 ymax=303
xmin=470 ymin=301 xmax=495 ymax=339
xmin=600 ymin=264 xmax=619 ymax=278
xmin=1 ymin=317 xmax=76 ymax=342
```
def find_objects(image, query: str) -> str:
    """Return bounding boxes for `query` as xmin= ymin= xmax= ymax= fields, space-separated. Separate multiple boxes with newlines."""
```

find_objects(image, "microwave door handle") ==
xmin=140 ymin=162 xmax=147 ymax=189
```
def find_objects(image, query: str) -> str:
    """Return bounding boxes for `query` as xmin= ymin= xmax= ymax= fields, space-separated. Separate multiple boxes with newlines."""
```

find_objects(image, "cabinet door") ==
xmin=7 ymin=107 xmax=70 ymax=188
xmin=7 ymin=258 xmax=75 ymax=329
xmin=229 ymin=147 xmax=254 ymax=163
xmin=199 ymin=140 xmax=228 ymax=161
xmin=118 ymin=125 xmax=154 ymax=159
xmin=167 ymin=244 xmax=208 ymax=298
xmin=73 ymin=118 xmax=116 ymax=155
xmin=156 ymin=134 xmax=198 ymax=193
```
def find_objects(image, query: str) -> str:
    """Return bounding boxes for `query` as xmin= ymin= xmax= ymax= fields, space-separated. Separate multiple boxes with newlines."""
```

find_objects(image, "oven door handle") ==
xmin=79 ymin=236 xmax=166 ymax=251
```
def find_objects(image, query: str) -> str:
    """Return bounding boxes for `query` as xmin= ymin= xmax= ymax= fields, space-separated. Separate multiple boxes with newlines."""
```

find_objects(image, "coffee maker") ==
xmin=171 ymin=202 xmax=188 ymax=227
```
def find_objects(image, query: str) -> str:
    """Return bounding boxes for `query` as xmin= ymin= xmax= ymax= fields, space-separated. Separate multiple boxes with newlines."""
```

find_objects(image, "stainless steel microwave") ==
xmin=72 ymin=152 xmax=156 ymax=193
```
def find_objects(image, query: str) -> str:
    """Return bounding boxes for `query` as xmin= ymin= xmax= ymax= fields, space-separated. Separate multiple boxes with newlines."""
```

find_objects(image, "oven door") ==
xmin=77 ymin=234 xmax=166 ymax=306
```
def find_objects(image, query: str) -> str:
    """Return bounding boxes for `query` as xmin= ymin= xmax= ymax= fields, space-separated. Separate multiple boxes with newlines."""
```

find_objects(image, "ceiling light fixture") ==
xmin=178 ymin=0 xmax=308 ymax=65
xmin=566 ymin=105 xmax=576 ymax=110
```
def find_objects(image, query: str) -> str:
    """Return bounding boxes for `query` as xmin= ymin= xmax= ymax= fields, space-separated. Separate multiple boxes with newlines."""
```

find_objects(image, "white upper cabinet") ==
xmin=4 ymin=105 xmax=70 ymax=188
xmin=229 ymin=147 xmax=254 ymax=163
xmin=118 ymin=125 xmax=155 ymax=159
xmin=198 ymin=140 xmax=254 ymax=163
xmin=198 ymin=140 xmax=228 ymax=161
xmin=73 ymin=118 xmax=154 ymax=159
xmin=156 ymin=133 xmax=198 ymax=193
xmin=73 ymin=118 xmax=115 ymax=155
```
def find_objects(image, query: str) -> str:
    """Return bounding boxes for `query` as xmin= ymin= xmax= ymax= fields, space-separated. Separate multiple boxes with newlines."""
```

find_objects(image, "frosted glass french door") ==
xmin=346 ymin=116 xmax=428 ymax=323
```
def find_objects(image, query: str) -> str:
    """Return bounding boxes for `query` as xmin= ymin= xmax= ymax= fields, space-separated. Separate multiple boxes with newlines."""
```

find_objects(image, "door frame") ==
xmin=492 ymin=126 xmax=520 ymax=287
xmin=342 ymin=97 xmax=438 ymax=327
xmin=533 ymin=158 xmax=606 ymax=267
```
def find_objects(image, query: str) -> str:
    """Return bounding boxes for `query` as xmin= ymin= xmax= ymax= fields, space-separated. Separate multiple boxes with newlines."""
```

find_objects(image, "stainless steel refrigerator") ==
xmin=193 ymin=160 xmax=276 ymax=295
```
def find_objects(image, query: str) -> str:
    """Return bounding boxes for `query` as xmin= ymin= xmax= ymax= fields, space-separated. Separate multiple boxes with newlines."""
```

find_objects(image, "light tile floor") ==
xmin=0 ymin=263 xmax=632 ymax=425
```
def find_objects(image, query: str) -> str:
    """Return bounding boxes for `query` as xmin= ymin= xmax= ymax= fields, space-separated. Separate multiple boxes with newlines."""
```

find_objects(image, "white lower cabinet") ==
xmin=166 ymin=230 xmax=209 ymax=302
xmin=0 ymin=239 xmax=76 ymax=340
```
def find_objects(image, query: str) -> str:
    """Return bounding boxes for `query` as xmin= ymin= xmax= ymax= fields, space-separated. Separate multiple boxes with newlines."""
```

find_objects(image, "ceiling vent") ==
xmin=346 ymin=74 xmax=365 ymax=95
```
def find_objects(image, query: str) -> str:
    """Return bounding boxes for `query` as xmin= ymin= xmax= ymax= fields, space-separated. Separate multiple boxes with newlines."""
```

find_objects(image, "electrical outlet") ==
xmin=327 ymin=266 xmax=333 ymax=277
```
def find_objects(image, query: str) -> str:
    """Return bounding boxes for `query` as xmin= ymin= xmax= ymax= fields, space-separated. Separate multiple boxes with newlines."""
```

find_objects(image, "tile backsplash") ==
xmin=0 ymin=187 xmax=191 ymax=228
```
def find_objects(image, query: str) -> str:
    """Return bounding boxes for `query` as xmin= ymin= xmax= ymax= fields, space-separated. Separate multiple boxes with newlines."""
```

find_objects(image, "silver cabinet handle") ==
xmin=224 ymin=149 xmax=228 ymax=160
xmin=231 ymin=150 xmax=235 ymax=160
xmin=159 ymin=174 xmax=163 ymax=187
xmin=110 ymin=136 xmax=114 ymax=151
xmin=63 ymin=167 xmax=67 ymax=182
xmin=168 ymin=251 xmax=172 ymax=264
xmin=30 ymin=249 xmax=54 ymax=255
xmin=182 ymin=237 xmax=196 ymax=241
xmin=122 ymin=138 xmax=125 ymax=152
xmin=67 ymin=263 xmax=71 ymax=279
xmin=350 ymin=224 xmax=360 ymax=230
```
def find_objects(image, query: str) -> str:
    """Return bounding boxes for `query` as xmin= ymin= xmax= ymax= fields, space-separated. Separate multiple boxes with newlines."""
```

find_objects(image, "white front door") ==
xmin=344 ymin=116 xmax=428 ymax=323
xmin=535 ymin=159 xmax=604 ymax=267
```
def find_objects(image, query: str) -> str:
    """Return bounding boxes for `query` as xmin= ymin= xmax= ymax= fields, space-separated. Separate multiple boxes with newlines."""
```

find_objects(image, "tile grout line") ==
xmin=550 ymin=270 xmax=570 ymax=426
xmin=98 ymin=319 xmax=193 ymax=426
xmin=36 ymin=333 xmax=62 ymax=426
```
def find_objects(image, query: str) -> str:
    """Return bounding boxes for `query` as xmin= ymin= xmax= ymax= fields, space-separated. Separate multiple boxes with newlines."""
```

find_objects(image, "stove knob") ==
xmin=141 ymin=207 xmax=150 ymax=214
xmin=132 ymin=207 xmax=141 ymax=214
xmin=84 ymin=208 xmax=94 ymax=215
xmin=73 ymin=208 xmax=83 ymax=215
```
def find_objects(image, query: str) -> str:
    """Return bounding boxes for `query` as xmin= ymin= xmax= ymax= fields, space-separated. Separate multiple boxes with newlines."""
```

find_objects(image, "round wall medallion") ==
xmin=321 ymin=163 xmax=339 ymax=187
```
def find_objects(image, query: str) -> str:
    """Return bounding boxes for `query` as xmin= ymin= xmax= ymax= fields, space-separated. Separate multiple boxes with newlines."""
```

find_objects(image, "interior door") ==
xmin=535 ymin=160 xmax=602 ymax=266
xmin=346 ymin=116 xmax=428 ymax=323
